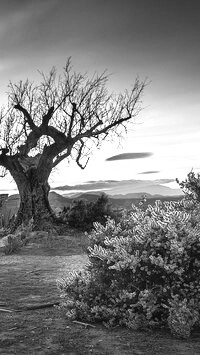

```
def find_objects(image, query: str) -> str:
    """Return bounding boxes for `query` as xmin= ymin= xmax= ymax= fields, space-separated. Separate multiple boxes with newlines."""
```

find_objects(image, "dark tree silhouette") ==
xmin=0 ymin=58 xmax=146 ymax=229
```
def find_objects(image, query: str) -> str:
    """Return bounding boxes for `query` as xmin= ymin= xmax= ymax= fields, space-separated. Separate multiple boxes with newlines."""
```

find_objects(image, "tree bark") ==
xmin=9 ymin=157 xmax=56 ymax=230
xmin=15 ymin=177 xmax=54 ymax=229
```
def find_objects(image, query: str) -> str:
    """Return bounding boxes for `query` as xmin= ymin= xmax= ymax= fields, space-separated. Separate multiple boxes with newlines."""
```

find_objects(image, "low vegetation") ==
xmin=1 ymin=171 xmax=200 ymax=342
xmin=0 ymin=219 xmax=54 ymax=254
xmin=0 ymin=220 xmax=33 ymax=254
xmin=61 ymin=193 xmax=117 ymax=230
xmin=59 ymin=194 xmax=200 ymax=339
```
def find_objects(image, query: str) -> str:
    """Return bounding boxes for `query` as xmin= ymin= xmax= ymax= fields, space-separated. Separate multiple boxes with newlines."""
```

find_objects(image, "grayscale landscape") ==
xmin=0 ymin=1 xmax=200 ymax=354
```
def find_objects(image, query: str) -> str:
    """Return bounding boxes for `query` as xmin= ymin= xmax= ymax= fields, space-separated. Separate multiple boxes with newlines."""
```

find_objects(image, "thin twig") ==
xmin=72 ymin=320 xmax=96 ymax=328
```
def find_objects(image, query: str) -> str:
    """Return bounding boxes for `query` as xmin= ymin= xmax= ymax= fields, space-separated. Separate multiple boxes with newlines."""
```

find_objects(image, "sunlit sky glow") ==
xmin=0 ymin=0 xmax=200 ymax=192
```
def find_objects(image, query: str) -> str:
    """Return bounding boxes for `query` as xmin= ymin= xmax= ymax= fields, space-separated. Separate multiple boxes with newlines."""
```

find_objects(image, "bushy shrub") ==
xmin=177 ymin=171 xmax=200 ymax=202
xmin=167 ymin=295 xmax=199 ymax=339
xmin=64 ymin=193 xmax=114 ymax=230
xmin=66 ymin=199 xmax=92 ymax=229
xmin=59 ymin=200 xmax=200 ymax=338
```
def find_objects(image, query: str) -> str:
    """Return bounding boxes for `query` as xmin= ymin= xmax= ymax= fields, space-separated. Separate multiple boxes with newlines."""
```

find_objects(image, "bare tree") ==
xmin=0 ymin=58 xmax=146 ymax=229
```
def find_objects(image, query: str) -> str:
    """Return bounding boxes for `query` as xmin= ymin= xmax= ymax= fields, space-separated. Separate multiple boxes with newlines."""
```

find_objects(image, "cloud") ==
xmin=54 ymin=178 xmax=176 ymax=191
xmin=154 ymin=179 xmax=175 ymax=184
xmin=138 ymin=170 xmax=160 ymax=175
xmin=106 ymin=152 xmax=153 ymax=161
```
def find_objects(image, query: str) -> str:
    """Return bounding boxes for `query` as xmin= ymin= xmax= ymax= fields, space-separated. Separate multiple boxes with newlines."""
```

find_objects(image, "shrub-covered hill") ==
xmin=62 ymin=192 xmax=183 ymax=209
xmin=0 ymin=191 xmax=183 ymax=227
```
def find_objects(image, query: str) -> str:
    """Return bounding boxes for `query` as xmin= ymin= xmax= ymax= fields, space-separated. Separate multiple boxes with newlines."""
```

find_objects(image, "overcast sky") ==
xmin=0 ymin=0 xmax=200 ymax=191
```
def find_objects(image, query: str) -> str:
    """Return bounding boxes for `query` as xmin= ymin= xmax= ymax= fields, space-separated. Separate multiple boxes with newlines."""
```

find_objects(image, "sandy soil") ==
xmin=0 ymin=234 xmax=200 ymax=355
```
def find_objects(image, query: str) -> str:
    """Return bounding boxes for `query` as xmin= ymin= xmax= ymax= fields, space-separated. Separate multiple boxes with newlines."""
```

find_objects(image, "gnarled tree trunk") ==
xmin=16 ymin=178 xmax=53 ymax=228
xmin=10 ymin=156 xmax=56 ymax=230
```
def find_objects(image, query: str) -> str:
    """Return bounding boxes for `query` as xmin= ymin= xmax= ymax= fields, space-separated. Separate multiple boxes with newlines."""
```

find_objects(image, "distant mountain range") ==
xmin=61 ymin=192 xmax=183 ymax=209
xmin=0 ymin=179 xmax=184 ymax=222
xmin=53 ymin=178 xmax=183 ymax=197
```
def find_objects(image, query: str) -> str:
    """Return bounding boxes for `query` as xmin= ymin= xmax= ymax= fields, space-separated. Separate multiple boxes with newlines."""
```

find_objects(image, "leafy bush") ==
xmin=167 ymin=295 xmax=199 ymax=339
xmin=63 ymin=193 xmax=114 ymax=230
xmin=59 ymin=200 xmax=200 ymax=338
xmin=177 ymin=171 xmax=200 ymax=202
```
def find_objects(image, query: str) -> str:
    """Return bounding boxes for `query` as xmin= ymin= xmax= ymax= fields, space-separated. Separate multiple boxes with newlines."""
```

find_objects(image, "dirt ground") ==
xmin=0 ymin=232 xmax=200 ymax=355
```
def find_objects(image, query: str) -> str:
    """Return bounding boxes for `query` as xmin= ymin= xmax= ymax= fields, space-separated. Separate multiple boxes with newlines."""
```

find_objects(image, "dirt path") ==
xmin=0 ymin=253 xmax=87 ymax=309
xmin=0 ymin=234 xmax=200 ymax=355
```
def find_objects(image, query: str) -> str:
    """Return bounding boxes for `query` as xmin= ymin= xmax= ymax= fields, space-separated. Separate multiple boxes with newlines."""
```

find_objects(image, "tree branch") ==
xmin=52 ymin=149 xmax=72 ymax=167
xmin=17 ymin=128 xmax=42 ymax=155
xmin=42 ymin=106 xmax=54 ymax=126
xmin=91 ymin=115 xmax=132 ymax=137
xmin=46 ymin=126 xmax=70 ymax=145
xmin=73 ymin=120 xmax=103 ymax=142
xmin=76 ymin=139 xmax=89 ymax=169
xmin=14 ymin=104 xmax=36 ymax=130
xmin=67 ymin=103 xmax=76 ymax=138
xmin=17 ymin=120 xmax=71 ymax=157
